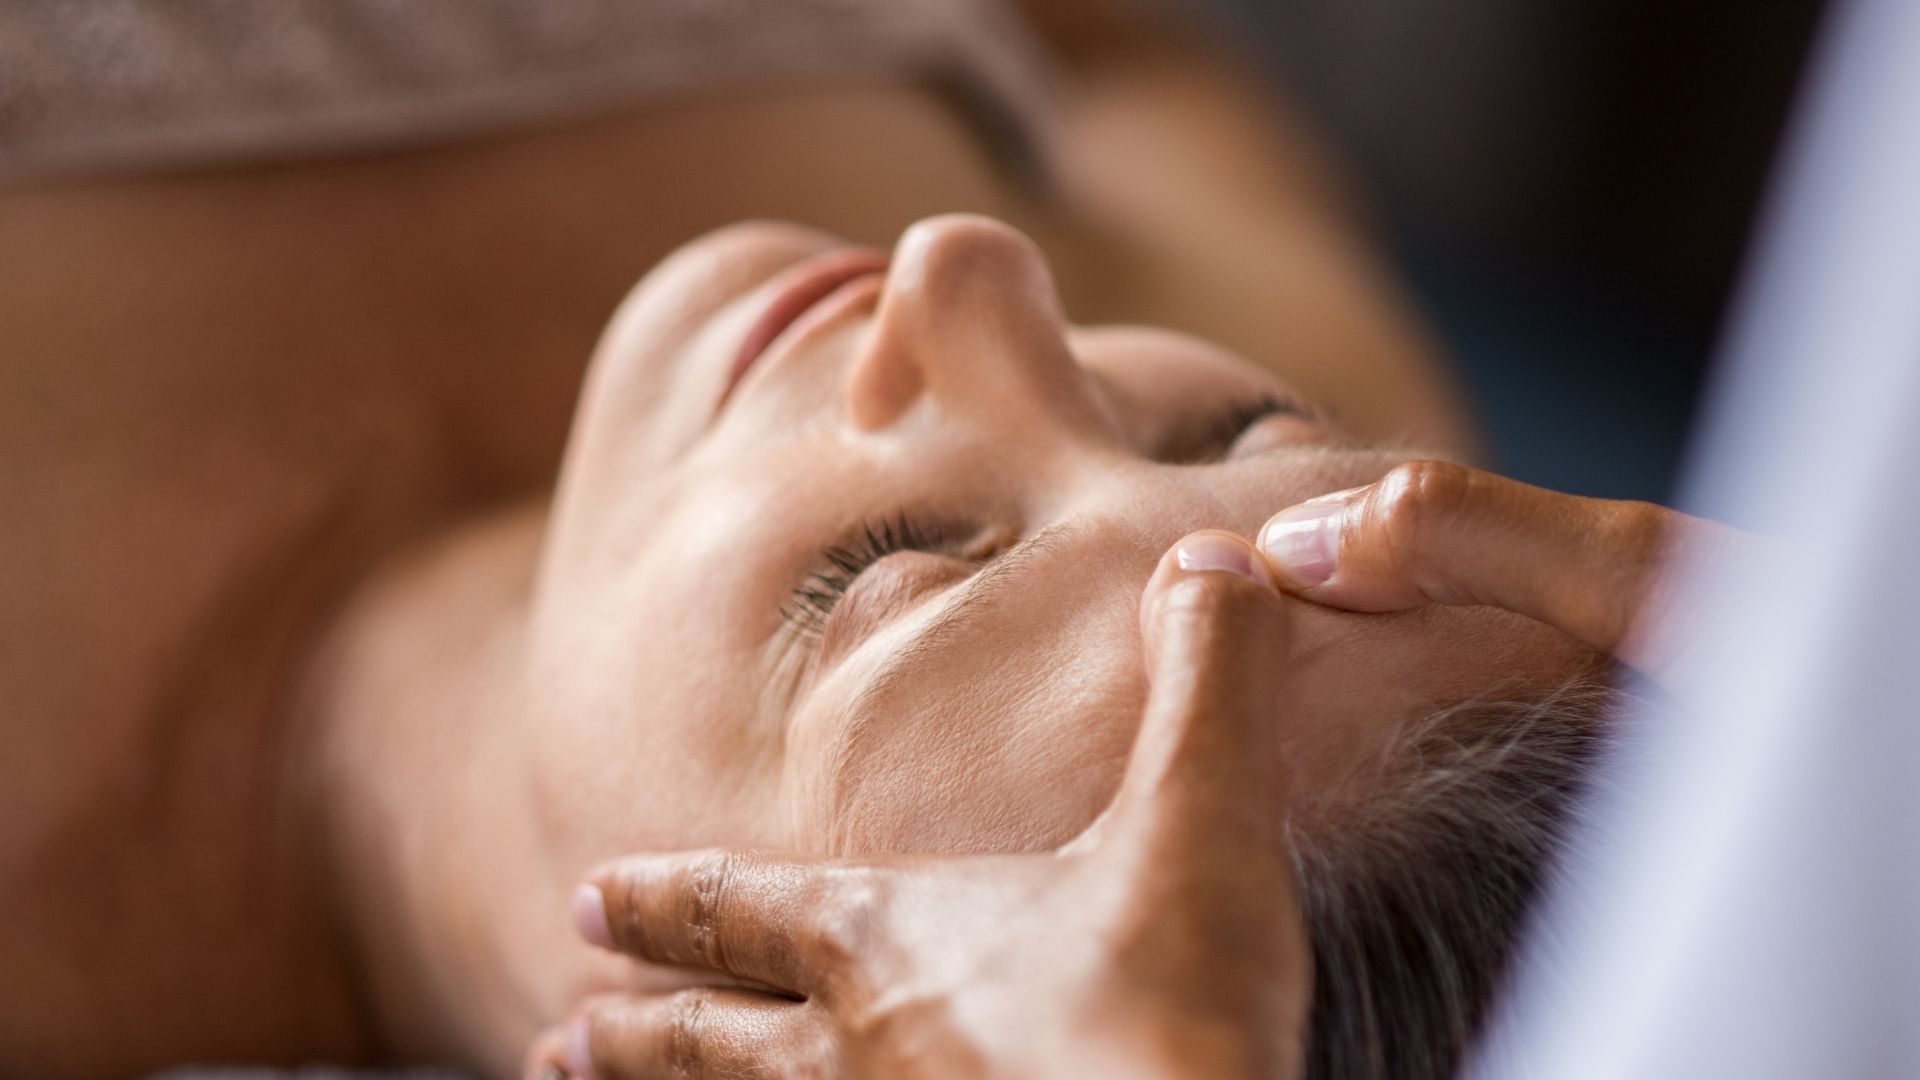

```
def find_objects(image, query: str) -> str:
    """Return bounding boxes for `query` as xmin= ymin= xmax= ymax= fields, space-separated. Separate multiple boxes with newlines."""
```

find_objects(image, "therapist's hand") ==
xmin=1257 ymin=460 xmax=1744 ymax=682
xmin=525 ymin=533 xmax=1311 ymax=1080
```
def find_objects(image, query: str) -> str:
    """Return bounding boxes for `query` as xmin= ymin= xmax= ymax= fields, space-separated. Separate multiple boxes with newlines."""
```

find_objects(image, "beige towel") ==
xmin=0 ymin=0 xmax=1057 ymax=183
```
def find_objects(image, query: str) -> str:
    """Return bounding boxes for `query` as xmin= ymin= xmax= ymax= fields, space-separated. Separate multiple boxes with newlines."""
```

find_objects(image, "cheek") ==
xmin=558 ymin=222 xmax=846 ymax=500
xmin=522 ymin=540 xmax=793 ymax=864
xmin=523 ymin=627 xmax=772 ymax=865
xmin=793 ymin=683 xmax=1142 ymax=857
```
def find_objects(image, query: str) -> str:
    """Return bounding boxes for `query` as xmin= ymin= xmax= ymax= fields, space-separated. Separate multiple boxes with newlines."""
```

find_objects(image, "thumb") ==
xmin=1103 ymin=530 xmax=1296 ymax=863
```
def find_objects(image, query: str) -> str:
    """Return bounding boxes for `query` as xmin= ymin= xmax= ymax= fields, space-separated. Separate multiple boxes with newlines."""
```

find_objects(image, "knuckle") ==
xmin=676 ymin=850 xmax=740 ymax=969
xmin=802 ymin=867 xmax=883 ymax=972
xmin=601 ymin=865 xmax=653 ymax=954
xmin=1371 ymin=459 xmax=1471 ymax=565
xmin=663 ymin=989 xmax=715 ymax=1077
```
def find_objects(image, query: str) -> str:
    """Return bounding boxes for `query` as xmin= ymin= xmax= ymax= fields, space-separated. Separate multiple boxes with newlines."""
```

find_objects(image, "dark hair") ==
xmin=1292 ymin=680 xmax=1616 ymax=1080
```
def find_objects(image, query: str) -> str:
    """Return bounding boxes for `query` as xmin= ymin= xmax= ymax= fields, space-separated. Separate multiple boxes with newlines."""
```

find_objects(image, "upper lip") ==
xmin=716 ymin=248 xmax=890 ymax=415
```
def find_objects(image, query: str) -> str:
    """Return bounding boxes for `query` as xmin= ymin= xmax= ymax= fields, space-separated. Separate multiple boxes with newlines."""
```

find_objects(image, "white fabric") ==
xmin=1473 ymin=0 xmax=1920 ymax=1074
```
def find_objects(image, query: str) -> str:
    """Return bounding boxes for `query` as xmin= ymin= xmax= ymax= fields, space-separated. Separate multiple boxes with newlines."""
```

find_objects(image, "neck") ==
xmin=296 ymin=501 xmax=561 ymax=1072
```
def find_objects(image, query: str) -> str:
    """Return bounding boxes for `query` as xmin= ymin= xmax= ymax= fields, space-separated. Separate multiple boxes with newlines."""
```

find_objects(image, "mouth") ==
xmin=717 ymin=247 xmax=890 ymax=414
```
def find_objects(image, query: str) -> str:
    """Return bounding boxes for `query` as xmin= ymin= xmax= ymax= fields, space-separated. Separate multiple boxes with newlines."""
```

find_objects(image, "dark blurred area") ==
xmin=1184 ymin=0 xmax=1830 ymax=501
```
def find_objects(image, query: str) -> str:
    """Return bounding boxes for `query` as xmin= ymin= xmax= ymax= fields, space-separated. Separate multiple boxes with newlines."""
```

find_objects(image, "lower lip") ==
xmin=718 ymin=249 xmax=890 ymax=411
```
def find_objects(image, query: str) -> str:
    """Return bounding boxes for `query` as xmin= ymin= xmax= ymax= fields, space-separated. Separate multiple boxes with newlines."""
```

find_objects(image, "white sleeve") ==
xmin=1472 ymin=0 xmax=1920 ymax=1075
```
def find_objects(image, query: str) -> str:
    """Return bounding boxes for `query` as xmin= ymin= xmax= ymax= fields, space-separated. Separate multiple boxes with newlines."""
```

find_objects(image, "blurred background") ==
xmin=1183 ymin=0 xmax=1829 ymax=501
xmin=0 ymin=0 xmax=1835 ymax=505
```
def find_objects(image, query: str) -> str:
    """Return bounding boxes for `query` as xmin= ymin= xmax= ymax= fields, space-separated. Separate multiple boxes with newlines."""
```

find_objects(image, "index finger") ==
xmin=1256 ymin=460 xmax=1732 ymax=676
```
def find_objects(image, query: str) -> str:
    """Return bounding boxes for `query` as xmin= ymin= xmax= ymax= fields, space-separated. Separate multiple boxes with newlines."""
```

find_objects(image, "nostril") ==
xmin=841 ymin=324 xmax=926 ymax=432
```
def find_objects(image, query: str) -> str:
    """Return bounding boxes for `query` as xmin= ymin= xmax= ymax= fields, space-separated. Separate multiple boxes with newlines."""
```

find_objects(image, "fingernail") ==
xmin=1260 ymin=503 xmax=1345 ymax=587
xmin=572 ymin=883 xmax=614 ymax=950
xmin=566 ymin=1015 xmax=594 ymax=1079
xmin=1174 ymin=532 xmax=1266 ymax=584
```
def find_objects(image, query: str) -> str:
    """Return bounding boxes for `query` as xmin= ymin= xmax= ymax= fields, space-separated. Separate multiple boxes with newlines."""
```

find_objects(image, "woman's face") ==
xmin=524 ymin=215 xmax=1586 ymax=864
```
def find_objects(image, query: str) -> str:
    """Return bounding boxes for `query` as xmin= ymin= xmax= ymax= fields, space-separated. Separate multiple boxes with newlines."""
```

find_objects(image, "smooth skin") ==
xmin=543 ymin=464 xmax=1741 ymax=1078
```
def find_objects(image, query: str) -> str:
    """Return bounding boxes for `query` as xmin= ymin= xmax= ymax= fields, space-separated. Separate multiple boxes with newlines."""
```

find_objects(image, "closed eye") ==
xmin=1161 ymin=392 xmax=1317 ymax=463
xmin=783 ymin=514 xmax=997 ymax=640
xmin=783 ymin=515 xmax=943 ymax=637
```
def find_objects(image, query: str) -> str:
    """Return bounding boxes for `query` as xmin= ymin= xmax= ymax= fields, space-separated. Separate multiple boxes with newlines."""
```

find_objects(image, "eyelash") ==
xmin=783 ymin=513 xmax=949 ymax=637
xmin=1189 ymin=392 xmax=1313 ymax=462
xmin=1205 ymin=390 xmax=1313 ymax=449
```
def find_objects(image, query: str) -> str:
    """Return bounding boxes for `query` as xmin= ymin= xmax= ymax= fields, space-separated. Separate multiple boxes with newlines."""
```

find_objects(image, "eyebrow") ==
xmin=846 ymin=519 xmax=1077 ymax=720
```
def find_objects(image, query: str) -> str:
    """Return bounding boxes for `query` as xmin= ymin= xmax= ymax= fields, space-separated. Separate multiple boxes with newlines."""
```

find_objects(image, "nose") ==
xmin=843 ymin=215 xmax=1108 ymax=433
